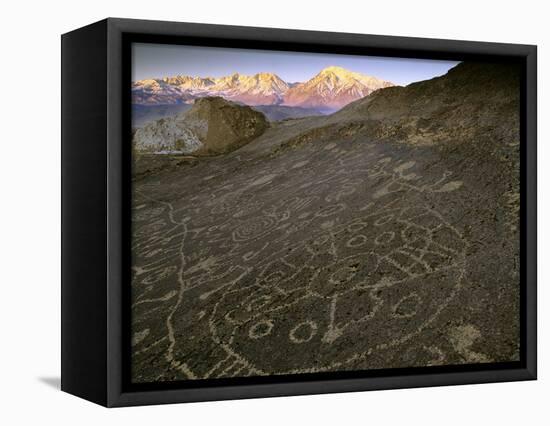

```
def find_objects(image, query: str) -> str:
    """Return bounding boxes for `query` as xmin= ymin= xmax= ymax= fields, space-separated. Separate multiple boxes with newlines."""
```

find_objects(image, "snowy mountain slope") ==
xmin=132 ymin=67 xmax=395 ymax=111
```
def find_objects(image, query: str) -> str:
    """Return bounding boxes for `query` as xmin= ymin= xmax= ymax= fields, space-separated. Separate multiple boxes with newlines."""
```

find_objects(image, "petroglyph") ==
xmin=130 ymin=132 xmax=518 ymax=383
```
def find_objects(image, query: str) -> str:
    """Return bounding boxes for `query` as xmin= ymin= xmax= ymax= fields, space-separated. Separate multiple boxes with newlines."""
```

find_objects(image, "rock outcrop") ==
xmin=133 ymin=97 xmax=269 ymax=156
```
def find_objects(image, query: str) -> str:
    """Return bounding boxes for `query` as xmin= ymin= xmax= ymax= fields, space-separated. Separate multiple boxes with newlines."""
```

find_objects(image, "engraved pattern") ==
xmin=131 ymin=131 xmax=517 ymax=382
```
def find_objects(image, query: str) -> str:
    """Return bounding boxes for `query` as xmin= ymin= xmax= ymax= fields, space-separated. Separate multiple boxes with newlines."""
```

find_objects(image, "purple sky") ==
xmin=132 ymin=43 xmax=459 ymax=86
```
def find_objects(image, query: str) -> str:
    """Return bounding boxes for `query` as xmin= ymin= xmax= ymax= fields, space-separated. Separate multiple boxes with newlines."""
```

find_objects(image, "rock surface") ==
xmin=330 ymin=62 xmax=520 ymax=147
xmin=133 ymin=97 xmax=269 ymax=155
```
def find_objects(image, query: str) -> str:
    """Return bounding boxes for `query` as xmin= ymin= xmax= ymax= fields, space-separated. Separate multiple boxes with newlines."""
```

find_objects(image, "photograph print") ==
xmin=130 ymin=43 xmax=521 ymax=384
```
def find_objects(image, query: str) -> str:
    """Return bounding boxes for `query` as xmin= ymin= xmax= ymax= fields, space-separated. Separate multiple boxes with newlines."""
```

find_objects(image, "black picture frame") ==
xmin=61 ymin=17 xmax=537 ymax=407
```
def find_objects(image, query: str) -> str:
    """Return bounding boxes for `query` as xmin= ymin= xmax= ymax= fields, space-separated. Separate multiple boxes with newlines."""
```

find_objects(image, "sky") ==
xmin=132 ymin=43 xmax=459 ymax=86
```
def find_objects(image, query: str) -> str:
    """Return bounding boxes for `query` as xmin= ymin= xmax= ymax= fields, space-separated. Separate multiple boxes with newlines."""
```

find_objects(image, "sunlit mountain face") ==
xmin=132 ymin=66 xmax=395 ymax=112
xmin=282 ymin=66 xmax=394 ymax=110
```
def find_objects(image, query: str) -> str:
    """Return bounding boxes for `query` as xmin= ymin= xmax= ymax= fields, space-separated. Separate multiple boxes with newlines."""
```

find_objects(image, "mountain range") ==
xmin=132 ymin=66 xmax=394 ymax=111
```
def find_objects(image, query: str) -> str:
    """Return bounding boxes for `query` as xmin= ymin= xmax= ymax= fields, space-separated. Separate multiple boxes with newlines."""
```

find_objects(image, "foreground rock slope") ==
xmin=130 ymin=62 xmax=521 ymax=383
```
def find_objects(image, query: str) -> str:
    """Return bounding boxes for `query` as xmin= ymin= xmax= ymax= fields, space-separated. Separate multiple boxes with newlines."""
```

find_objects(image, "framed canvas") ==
xmin=61 ymin=18 xmax=537 ymax=407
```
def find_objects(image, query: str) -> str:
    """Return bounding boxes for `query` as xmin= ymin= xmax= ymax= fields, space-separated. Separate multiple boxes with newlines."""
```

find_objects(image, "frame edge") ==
xmin=102 ymin=17 xmax=537 ymax=407
xmin=61 ymin=19 xmax=110 ymax=407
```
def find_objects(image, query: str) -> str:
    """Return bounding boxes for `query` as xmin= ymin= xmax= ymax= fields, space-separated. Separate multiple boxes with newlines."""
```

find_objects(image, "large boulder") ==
xmin=133 ymin=96 xmax=269 ymax=155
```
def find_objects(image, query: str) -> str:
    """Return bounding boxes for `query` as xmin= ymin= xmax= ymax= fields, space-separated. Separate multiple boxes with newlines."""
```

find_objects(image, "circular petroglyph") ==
xmin=347 ymin=222 xmax=368 ymax=233
xmin=346 ymin=235 xmax=368 ymax=248
xmin=249 ymin=320 xmax=274 ymax=339
xmin=232 ymin=216 xmax=277 ymax=242
xmin=374 ymin=214 xmax=394 ymax=226
xmin=247 ymin=295 xmax=272 ymax=312
xmin=309 ymin=253 xmax=378 ymax=297
xmin=375 ymin=231 xmax=395 ymax=245
xmin=289 ymin=321 xmax=318 ymax=344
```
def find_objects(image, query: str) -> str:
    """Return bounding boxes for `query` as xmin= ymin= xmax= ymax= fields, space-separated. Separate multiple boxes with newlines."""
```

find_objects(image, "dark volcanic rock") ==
xmin=130 ymin=63 xmax=521 ymax=383
xmin=331 ymin=62 xmax=520 ymax=147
